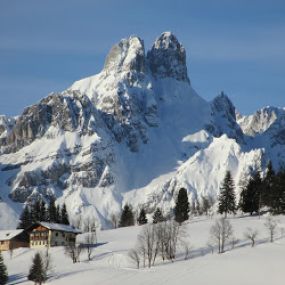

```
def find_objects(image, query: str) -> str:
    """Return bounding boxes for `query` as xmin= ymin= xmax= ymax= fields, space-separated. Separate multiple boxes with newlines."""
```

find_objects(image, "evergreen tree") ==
xmin=152 ymin=208 xmax=165 ymax=224
xmin=218 ymin=171 xmax=236 ymax=218
xmin=0 ymin=251 xmax=8 ymax=285
xmin=271 ymin=169 xmax=285 ymax=214
xmin=201 ymin=196 xmax=211 ymax=215
xmin=191 ymin=200 xmax=196 ymax=216
xmin=137 ymin=208 xmax=148 ymax=225
xmin=17 ymin=205 xmax=32 ymax=229
xmin=239 ymin=172 xmax=262 ymax=215
xmin=28 ymin=253 xmax=47 ymax=285
xmin=174 ymin=188 xmax=190 ymax=224
xmin=61 ymin=203 xmax=69 ymax=225
xmin=32 ymin=200 xmax=42 ymax=222
xmin=119 ymin=204 xmax=134 ymax=227
xmin=263 ymin=161 xmax=275 ymax=208
xmin=39 ymin=200 xmax=47 ymax=222
xmin=195 ymin=198 xmax=201 ymax=215
xmin=56 ymin=205 xmax=61 ymax=223
xmin=48 ymin=197 xmax=57 ymax=223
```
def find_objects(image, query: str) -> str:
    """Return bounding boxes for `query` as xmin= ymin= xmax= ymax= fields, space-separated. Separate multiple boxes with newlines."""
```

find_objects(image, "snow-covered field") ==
xmin=3 ymin=215 xmax=285 ymax=285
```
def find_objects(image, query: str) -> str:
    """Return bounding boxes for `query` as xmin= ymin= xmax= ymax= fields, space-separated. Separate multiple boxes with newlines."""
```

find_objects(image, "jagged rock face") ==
xmin=147 ymin=32 xmax=189 ymax=82
xmin=72 ymin=37 xmax=159 ymax=152
xmin=206 ymin=92 xmax=244 ymax=142
xmin=238 ymin=107 xmax=280 ymax=137
xmin=0 ymin=115 xmax=16 ymax=146
xmin=263 ymin=110 xmax=285 ymax=146
xmin=237 ymin=107 xmax=285 ymax=147
xmin=0 ymin=91 xmax=96 ymax=154
xmin=104 ymin=36 xmax=146 ymax=74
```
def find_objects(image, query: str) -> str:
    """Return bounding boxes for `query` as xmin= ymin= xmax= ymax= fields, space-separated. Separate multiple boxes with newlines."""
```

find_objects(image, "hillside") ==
xmin=2 ymin=215 xmax=285 ymax=285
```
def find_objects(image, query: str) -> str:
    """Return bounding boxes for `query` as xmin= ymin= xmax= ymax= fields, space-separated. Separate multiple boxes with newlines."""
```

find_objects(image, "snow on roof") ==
xmin=0 ymin=229 xmax=23 ymax=241
xmin=37 ymin=222 xmax=81 ymax=234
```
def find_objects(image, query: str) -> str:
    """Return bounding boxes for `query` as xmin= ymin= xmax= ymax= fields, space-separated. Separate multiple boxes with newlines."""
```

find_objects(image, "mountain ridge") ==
xmin=0 ymin=32 xmax=284 ymax=229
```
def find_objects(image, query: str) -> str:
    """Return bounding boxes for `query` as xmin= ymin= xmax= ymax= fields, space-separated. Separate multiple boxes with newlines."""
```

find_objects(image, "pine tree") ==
xmin=218 ymin=171 xmax=236 ymax=218
xmin=271 ymin=170 xmax=285 ymax=214
xmin=48 ymin=197 xmax=57 ymax=223
xmin=239 ymin=172 xmax=262 ymax=215
xmin=263 ymin=161 xmax=275 ymax=208
xmin=174 ymin=188 xmax=190 ymax=224
xmin=32 ymin=200 xmax=42 ymax=222
xmin=28 ymin=253 xmax=47 ymax=285
xmin=137 ymin=208 xmax=148 ymax=225
xmin=61 ymin=203 xmax=69 ymax=225
xmin=196 ymin=198 xmax=202 ymax=215
xmin=152 ymin=208 xmax=165 ymax=224
xmin=0 ymin=251 xmax=8 ymax=285
xmin=39 ymin=200 xmax=47 ymax=222
xmin=17 ymin=205 xmax=32 ymax=229
xmin=201 ymin=196 xmax=211 ymax=215
xmin=119 ymin=204 xmax=134 ymax=227
xmin=56 ymin=205 xmax=61 ymax=223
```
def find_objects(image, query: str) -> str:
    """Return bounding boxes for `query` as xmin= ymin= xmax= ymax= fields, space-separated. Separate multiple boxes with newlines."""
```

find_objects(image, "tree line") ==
xmin=217 ymin=161 xmax=285 ymax=218
xmin=118 ymin=187 xmax=193 ymax=228
xmin=18 ymin=197 xmax=69 ymax=229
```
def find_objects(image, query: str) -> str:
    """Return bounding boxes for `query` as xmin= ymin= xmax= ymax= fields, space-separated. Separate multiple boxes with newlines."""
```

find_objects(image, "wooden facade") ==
xmin=1 ymin=223 xmax=80 ymax=250
xmin=0 ymin=230 xmax=29 ymax=251
xmin=29 ymin=222 xmax=80 ymax=248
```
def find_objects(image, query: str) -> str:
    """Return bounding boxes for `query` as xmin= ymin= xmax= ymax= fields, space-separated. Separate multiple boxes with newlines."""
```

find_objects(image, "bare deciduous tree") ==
xmin=65 ymin=242 xmax=82 ymax=263
xmin=128 ymin=248 xmax=140 ymax=269
xmin=264 ymin=216 xmax=277 ymax=243
xmin=230 ymin=236 xmax=239 ymax=249
xmin=111 ymin=213 xmax=119 ymax=229
xmin=137 ymin=223 xmax=156 ymax=268
xmin=244 ymin=227 xmax=258 ymax=247
xmin=209 ymin=218 xmax=233 ymax=253
xmin=130 ymin=220 xmax=184 ymax=269
xmin=84 ymin=232 xmax=97 ymax=261
xmin=82 ymin=218 xmax=98 ymax=261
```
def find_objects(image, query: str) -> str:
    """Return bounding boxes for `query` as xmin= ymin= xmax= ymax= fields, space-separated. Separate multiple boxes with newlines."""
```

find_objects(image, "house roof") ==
xmin=35 ymin=222 xmax=81 ymax=234
xmin=0 ymin=229 xmax=24 ymax=241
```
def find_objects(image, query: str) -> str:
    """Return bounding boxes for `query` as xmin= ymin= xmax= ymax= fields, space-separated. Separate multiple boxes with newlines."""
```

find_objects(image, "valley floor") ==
xmin=3 ymin=215 xmax=285 ymax=285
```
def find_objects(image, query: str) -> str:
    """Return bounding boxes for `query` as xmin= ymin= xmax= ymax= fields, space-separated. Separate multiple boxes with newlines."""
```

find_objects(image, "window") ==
xmin=55 ymin=232 xmax=58 ymax=237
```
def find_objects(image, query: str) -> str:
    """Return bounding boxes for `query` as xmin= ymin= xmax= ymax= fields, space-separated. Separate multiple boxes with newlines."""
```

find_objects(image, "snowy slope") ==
xmin=0 ymin=32 xmax=285 ymax=228
xmin=2 ymin=215 xmax=285 ymax=285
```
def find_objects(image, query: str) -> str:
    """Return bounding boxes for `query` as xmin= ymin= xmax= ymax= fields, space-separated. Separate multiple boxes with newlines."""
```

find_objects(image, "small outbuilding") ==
xmin=0 ymin=229 xmax=29 ymax=251
xmin=28 ymin=222 xmax=81 ymax=248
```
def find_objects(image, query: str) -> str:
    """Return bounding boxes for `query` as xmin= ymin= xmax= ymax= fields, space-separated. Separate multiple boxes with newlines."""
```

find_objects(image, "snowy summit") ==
xmin=0 ymin=32 xmax=285 ymax=229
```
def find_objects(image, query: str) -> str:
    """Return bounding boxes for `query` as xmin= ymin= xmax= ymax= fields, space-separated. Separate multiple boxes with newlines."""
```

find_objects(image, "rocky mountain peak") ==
xmin=147 ymin=32 xmax=189 ymax=82
xmin=206 ymin=92 xmax=244 ymax=142
xmin=212 ymin=92 xmax=236 ymax=120
xmin=104 ymin=36 xmax=146 ymax=74
xmin=238 ymin=107 xmax=281 ymax=137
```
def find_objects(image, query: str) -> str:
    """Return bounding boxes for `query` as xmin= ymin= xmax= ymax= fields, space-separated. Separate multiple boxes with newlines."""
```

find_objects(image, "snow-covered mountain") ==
xmin=1 ymin=32 xmax=284 ymax=229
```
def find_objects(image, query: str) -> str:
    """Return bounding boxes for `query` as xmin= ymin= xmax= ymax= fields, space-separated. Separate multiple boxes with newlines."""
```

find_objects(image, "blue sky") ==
xmin=0 ymin=0 xmax=285 ymax=116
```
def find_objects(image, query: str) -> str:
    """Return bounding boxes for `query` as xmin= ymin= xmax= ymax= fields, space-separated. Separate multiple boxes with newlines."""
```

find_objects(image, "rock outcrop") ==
xmin=147 ymin=32 xmax=189 ymax=82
